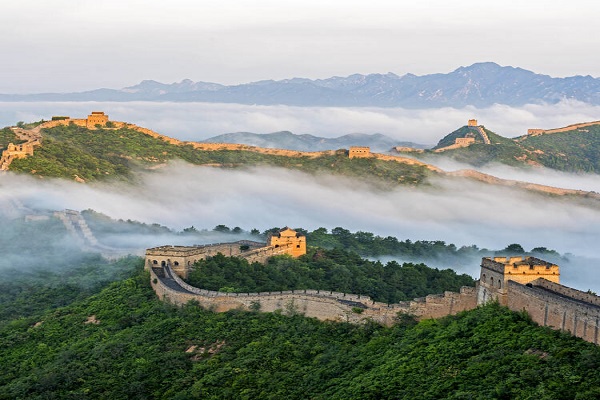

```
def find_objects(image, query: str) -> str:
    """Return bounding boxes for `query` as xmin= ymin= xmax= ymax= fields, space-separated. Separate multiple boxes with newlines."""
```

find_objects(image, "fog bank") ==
xmin=1 ymin=100 xmax=599 ymax=144
xmin=2 ymin=163 xmax=599 ymax=291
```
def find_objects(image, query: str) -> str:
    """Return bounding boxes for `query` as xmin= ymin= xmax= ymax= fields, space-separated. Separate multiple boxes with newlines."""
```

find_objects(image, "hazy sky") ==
xmin=2 ymin=0 xmax=599 ymax=93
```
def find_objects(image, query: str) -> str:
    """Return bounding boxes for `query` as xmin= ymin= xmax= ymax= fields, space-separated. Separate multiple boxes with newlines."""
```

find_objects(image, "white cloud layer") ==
xmin=2 ymin=163 xmax=600 ymax=292
xmin=1 ymin=100 xmax=599 ymax=144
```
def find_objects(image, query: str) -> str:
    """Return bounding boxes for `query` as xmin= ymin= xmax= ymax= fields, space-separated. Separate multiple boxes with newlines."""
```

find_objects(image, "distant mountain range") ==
xmin=201 ymin=132 xmax=428 ymax=152
xmin=2 ymin=63 xmax=599 ymax=108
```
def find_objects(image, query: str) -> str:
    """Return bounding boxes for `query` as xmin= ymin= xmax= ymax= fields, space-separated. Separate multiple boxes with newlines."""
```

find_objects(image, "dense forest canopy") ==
xmin=0 ymin=213 xmax=595 ymax=399
xmin=1 ymin=264 xmax=600 ymax=399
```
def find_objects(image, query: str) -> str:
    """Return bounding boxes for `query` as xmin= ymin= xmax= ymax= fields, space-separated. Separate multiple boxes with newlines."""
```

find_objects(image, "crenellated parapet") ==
xmin=149 ymin=261 xmax=477 ymax=326
xmin=145 ymin=228 xmax=307 ymax=279
xmin=481 ymin=256 xmax=559 ymax=281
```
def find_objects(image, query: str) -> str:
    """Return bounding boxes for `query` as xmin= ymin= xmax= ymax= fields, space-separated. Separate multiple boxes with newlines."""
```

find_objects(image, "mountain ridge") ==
xmin=4 ymin=117 xmax=600 ymax=200
xmin=201 ymin=131 xmax=428 ymax=152
xmin=3 ymin=62 xmax=600 ymax=107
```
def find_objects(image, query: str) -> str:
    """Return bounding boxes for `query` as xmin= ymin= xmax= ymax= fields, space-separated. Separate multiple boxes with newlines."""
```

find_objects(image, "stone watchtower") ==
xmin=468 ymin=119 xmax=478 ymax=127
xmin=348 ymin=146 xmax=371 ymax=159
xmin=267 ymin=227 xmax=306 ymax=258
xmin=86 ymin=112 xmax=109 ymax=128
xmin=477 ymin=256 xmax=559 ymax=305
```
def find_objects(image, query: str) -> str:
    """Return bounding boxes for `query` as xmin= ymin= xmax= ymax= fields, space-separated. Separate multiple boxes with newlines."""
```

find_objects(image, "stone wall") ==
xmin=507 ymin=280 xmax=600 ymax=344
xmin=542 ymin=120 xmax=600 ymax=135
xmin=532 ymin=279 xmax=600 ymax=307
xmin=150 ymin=262 xmax=477 ymax=326
xmin=151 ymin=253 xmax=600 ymax=345
xmin=455 ymin=137 xmax=475 ymax=146
xmin=146 ymin=242 xmax=262 ymax=277
xmin=145 ymin=241 xmax=296 ymax=278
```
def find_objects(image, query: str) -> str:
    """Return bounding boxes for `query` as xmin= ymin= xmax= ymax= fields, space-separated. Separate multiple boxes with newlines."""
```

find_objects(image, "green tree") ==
xmin=213 ymin=224 xmax=230 ymax=232
xmin=503 ymin=243 xmax=525 ymax=253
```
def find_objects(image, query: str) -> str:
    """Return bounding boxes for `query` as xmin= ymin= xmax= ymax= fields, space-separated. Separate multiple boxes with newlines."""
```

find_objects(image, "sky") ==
xmin=1 ymin=0 xmax=599 ymax=93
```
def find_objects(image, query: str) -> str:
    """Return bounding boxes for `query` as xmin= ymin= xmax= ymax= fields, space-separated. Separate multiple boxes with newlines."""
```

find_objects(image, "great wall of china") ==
xmin=145 ymin=228 xmax=478 ymax=326
xmin=53 ymin=209 xmax=134 ymax=259
xmin=2 ymin=176 xmax=599 ymax=343
xmin=525 ymin=120 xmax=600 ymax=138
xmin=146 ymin=228 xmax=600 ymax=345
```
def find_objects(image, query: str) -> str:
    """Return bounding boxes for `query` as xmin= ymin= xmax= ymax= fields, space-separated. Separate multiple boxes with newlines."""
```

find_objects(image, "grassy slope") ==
xmin=428 ymin=124 xmax=600 ymax=173
xmin=1 ymin=265 xmax=599 ymax=399
xmin=519 ymin=124 xmax=600 ymax=173
xmin=433 ymin=126 xmax=485 ymax=149
xmin=8 ymin=124 xmax=432 ymax=184
xmin=428 ymin=127 xmax=530 ymax=167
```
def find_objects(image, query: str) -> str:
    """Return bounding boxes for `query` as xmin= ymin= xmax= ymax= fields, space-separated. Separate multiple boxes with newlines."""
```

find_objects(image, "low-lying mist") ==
xmin=1 ymin=162 xmax=600 ymax=292
xmin=420 ymin=157 xmax=600 ymax=193
xmin=1 ymin=100 xmax=599 ymax=143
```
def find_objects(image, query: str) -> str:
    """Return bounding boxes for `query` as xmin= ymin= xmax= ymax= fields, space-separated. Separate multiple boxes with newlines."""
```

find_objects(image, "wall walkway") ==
xmin=148 ymin=260 xmax=477 ymax=326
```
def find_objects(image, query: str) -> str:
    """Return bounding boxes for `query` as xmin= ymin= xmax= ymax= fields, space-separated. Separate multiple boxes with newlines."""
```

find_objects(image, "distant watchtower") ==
xmin=268 ymin=227 xmax=306 ymax=258
xmin=348 ymin=146 xmax=371 ymax=159
xmin=86 ymin=112 xmax=109 ymax=128
xmin=477 ymin=256 xmax=560 ymax=305
xmin=468 ymin=119 xmax=478 ymax=127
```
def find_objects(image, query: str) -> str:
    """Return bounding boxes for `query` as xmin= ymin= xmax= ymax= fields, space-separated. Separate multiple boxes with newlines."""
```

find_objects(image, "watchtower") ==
xmin=468 ymin=119 xmax=478 ymax=127
xmin=86 ymin=112 xmax=109 ymax=128
xmin=348 ymin=146 xmax=371 ymax=159
xmin=268 ymin=227 xmax=306 ymax=258
xmin=477 ymin=256 xmax=559 ymax=305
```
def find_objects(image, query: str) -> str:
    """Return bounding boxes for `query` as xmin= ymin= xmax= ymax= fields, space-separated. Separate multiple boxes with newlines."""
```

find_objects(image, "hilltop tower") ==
xmin=268 ymin=227 xmax=306 ymax=258
xmin=477 ymin=256 xmax=559 ymax=305
xmin=468 ymin=119 xmax=478 ymax=126
xmin=348 ymin=146 xmax=370 ymax=159
xmin=86 ymin=112 xmax=109 ymax=128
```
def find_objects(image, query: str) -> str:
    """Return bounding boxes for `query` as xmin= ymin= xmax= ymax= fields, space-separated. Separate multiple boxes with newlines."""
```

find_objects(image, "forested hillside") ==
xmin=2 ymin=264 xmax=599 ymax=399
xmin=0 ymin=216 xmax=595 ymax=399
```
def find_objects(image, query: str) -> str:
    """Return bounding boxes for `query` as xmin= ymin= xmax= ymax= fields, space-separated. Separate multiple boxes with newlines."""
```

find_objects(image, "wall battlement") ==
xmin=145 ymin=228 xmax=306 ymax=278
xmin=481 ymin=257 xmax=560 ymax=283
